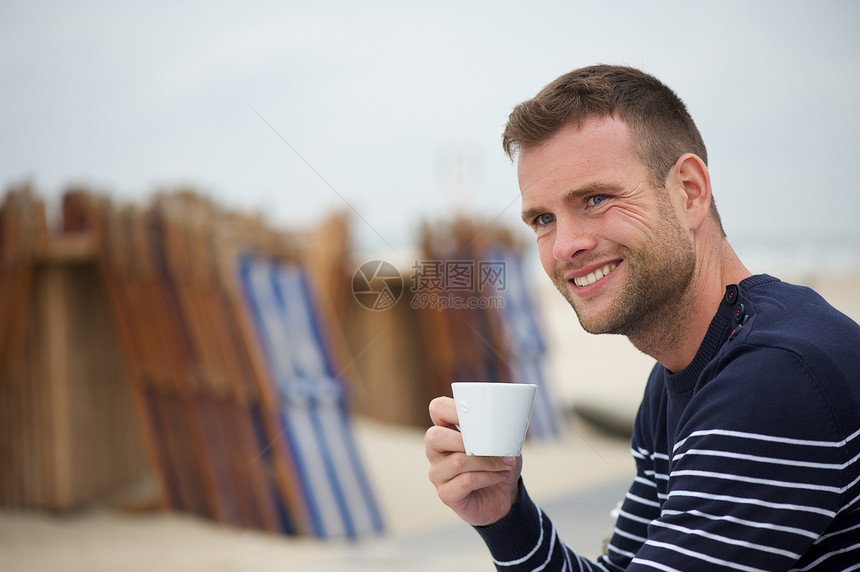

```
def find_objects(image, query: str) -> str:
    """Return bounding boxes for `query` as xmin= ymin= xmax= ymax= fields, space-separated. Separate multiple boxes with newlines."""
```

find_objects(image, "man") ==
xmin=424 ymin=65 xmax=860 ymax=570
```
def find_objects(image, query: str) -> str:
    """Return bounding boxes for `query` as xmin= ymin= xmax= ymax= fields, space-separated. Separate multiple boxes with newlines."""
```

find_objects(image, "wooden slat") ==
xmin=0 ymin=188 xmax=149 ymax=510
xmin=61 ymin=191 xmax=170 ymax=512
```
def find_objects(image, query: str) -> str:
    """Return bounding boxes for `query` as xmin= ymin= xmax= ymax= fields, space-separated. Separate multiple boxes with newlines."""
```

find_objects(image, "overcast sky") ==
xmin=2 ymin=1 xmax=859 ymax=269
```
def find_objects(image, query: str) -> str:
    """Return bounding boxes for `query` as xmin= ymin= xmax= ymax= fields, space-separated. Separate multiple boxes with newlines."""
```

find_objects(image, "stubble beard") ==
xmin=554 ymin=206 xmax=697 ymax=355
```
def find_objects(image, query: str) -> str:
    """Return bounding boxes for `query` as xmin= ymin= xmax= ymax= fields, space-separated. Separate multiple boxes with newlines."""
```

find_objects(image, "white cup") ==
xmin=451 ymin=382 xmax=538 ymax=456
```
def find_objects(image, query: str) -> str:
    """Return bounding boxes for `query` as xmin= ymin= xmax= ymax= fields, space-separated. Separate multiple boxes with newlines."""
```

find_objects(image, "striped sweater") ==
xmin=476 ymin=275 xmax=860 ymax=570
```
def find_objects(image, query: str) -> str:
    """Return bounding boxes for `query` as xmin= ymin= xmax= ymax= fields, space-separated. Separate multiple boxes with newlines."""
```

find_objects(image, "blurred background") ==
xmin=2 ymin=1 xmax=859 ymax=570
xmin=4 ymin=0 xmax=860 ymax=263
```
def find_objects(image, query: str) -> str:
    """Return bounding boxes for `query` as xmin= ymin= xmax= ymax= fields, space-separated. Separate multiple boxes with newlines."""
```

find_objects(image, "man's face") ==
xmin=518 ymin=115 xmax=696 ymax=338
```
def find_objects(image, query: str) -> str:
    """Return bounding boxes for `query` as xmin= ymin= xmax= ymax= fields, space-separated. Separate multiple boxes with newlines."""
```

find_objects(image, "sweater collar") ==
xmin=664 ymin=274 xmax=777 ymax=394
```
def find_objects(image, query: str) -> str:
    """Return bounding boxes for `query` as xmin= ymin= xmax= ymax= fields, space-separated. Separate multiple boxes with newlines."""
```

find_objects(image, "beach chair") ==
xmin=155 ymin=194 xmax=286 ymax=533
xmin=211 ymin=215 xmax=312 ymax=535
xmin=239 ymin=254 xmax=384 ymax=538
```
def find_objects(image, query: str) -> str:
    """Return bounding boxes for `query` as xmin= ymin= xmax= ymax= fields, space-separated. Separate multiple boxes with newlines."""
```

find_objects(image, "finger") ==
xmin=424 ymin=425 xmax=464 ymax=461
xmin=425 ymin=426 xmax=519 ymax=471
xmin=428 ymin=449 xmax=514 ymax=486
xmin=428 ymin=396 xmax=458 ymax=429
xmin=435 ymin=468 xmax=511 ymax=505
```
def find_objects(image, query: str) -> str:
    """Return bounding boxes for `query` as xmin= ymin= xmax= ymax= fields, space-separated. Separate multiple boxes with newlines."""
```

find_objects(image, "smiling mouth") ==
xmin=572 ymin=263 xmax=618 ymax=287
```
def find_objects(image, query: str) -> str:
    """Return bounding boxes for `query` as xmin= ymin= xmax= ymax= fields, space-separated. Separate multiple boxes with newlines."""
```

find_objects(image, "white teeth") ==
xmin=573 ymin=263 xmax=617 ymax=287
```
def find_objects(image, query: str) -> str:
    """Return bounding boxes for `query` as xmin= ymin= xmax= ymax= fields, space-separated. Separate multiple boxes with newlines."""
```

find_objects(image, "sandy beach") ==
xmin=0 ymin=418 xmax=633 ymax=571
xmin=1 ymin=270 xmax=857 ymax=571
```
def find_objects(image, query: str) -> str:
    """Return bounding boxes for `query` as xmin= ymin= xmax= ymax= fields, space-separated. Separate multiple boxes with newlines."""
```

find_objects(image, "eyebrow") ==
xmin=520 ymin=182 xmax=623 ymax=224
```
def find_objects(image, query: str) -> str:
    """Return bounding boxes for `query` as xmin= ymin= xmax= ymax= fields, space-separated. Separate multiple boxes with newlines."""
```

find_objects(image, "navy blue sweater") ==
xmin=476 ymin=275 xmax=860 ymax=570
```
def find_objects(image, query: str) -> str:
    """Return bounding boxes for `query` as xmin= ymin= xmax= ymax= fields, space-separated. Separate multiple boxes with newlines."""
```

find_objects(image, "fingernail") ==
xmin=502 ymin=456 xmax=516 ymax=466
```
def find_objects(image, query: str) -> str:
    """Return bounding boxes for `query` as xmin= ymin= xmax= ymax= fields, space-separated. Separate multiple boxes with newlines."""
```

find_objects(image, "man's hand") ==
xmin=425 ymin=396 xmax=522 ymax=527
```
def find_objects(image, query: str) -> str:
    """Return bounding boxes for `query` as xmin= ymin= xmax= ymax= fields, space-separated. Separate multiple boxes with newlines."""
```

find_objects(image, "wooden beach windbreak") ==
xmin=0 ymin=185 xmax=556 ymax=536
xmin=0 ymin=185 xmax=146 ymax=511
xmin=54 ymin=189 xmax=383 ymax=537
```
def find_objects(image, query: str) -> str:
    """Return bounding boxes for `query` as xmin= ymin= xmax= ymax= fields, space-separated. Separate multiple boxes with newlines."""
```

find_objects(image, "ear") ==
xmin=667 ymin=153 xmax=712 ymax=231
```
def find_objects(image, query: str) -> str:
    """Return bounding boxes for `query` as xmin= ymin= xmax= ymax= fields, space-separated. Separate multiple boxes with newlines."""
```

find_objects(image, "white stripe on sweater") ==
xmin=673 ymin=427 xmax=860 ymax=455
xmin=629 ymin=558 xmax=683 ymax=572
xmin=659 ymin=508 xmax=819 ymax=539
xmin=667 ymin=490 xmax=837 ymax=518
xmin=493 ymin=505 xmax=544 ymax=567
xmin=673 ymin=447 xmax=859 ymax=470
xmin=649 ymin=519 xmax=801 ymax=559
xmin=670 ymin=469 xmax=843 ymax=494
xmin=791 ymin=541 xmax=860 ymax=571
xmin=644 ymin=539 xmax=770 ymax=572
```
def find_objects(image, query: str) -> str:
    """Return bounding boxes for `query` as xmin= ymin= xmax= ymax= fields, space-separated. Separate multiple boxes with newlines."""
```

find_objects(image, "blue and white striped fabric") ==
xmin=239 ymin=255 xmax=384 ymax=538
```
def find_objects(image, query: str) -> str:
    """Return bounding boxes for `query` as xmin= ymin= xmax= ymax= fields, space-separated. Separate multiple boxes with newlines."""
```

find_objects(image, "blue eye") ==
xmin=536 ymin=213 xmax=555 ymax=226
xmin=588 ymin=195 xmax=608 ymax=206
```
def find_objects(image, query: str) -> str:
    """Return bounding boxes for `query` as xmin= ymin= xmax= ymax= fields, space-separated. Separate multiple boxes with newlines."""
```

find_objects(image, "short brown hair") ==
xmin=503 ymin=65 xmax=722 ymax=229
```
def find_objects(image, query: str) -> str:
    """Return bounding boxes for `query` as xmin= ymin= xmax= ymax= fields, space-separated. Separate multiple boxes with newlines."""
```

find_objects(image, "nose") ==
xmin=551 ymin=219 xmax=597 ymax=262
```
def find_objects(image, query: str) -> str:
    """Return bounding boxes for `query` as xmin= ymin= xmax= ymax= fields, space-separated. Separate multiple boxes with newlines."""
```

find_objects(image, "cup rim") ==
xmin=452 ymin=381 xmax=538 ymax=388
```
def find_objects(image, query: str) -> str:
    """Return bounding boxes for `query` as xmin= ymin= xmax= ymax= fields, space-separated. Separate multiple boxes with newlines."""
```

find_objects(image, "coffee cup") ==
xmin=451 ymin=382 xmax=538 ymax=456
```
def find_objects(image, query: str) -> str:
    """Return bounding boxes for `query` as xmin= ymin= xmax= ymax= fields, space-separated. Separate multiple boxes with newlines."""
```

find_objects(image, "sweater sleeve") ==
xmin=474 ymin=479 xmax=626 ymax=571
xmin=472 ymin=454 xmax=663 ymax=571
